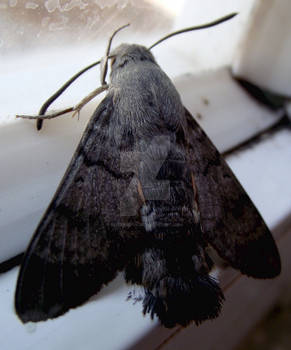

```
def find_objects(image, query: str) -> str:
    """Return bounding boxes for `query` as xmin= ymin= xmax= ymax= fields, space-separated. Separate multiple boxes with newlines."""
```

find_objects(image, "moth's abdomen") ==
xmin=142 ymin=274 xmax=224 ymax=328
xmin=126 ymin=245 xmax=224 ymax=328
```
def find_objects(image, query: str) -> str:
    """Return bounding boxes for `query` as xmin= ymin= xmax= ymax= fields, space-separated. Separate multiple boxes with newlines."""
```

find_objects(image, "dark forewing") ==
xmin=183 ymin=108 xmax=281 ymax=278
xmin=15 ymin=95 xmax=146 ymax=323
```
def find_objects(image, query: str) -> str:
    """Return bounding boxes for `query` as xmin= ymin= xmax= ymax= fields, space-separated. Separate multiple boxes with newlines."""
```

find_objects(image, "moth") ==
xmin=15 ymin=13 xmax=281 ymax=328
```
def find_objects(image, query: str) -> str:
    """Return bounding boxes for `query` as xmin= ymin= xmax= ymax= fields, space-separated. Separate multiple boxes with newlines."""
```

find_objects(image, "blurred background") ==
xmin=0 ymin=0 xmax=255 ymax=118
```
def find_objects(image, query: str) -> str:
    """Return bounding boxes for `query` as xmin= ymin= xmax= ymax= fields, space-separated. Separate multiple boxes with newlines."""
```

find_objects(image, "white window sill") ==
xmin=1 ymin=1 xmax=290 ymax=346
xmin=0 ymin=98 xmax=290 ymax=350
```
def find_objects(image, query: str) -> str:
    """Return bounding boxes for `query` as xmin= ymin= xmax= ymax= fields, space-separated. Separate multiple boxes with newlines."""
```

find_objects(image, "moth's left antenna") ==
xmin=36 ymin=59 xmax=101 ymax=130
xmin=100 ymin=23 xmax=130 ymax=85
xmin=35 ymin=23 xmax=129 ymax=130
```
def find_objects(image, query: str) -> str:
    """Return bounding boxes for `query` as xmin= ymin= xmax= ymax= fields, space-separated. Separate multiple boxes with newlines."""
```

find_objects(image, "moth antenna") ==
xmin=148 ymin=12 xmax=237 ymax=50
xmin=36 ymin=59 xmax=101 ymax=130
xmin=100 ymin=23 xmax=130 ymax=85
xmin=35 ymin=24 xmax=129 ymax=130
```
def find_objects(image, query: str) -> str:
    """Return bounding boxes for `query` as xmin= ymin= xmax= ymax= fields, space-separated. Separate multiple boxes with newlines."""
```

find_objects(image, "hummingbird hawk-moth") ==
xmin=15 ymin=13 xmax=281 ymax=328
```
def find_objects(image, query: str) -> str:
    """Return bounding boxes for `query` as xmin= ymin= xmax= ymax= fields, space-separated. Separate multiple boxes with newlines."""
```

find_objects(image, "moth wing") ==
xmin=15 ymin=96 xmax=146 ymax=323
xmin=184 ymin=108 xmax=281 ymax=278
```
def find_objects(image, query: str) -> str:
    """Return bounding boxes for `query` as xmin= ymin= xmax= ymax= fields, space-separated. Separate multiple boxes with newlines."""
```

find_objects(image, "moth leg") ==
xmin=16 ymin=108 xmax=74 ymax=120
xmin=16 ymin=85 xmax=109 ymax=121
xmin=71 ymin=84 xmax=109 ymax=118
xmin=100 ymin=24 xmax=130 ymax=85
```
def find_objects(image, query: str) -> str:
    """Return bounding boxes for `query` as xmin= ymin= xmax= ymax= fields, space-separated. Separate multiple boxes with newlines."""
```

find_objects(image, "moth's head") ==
xmin=110 ymin=44 xmax=156 ymax=70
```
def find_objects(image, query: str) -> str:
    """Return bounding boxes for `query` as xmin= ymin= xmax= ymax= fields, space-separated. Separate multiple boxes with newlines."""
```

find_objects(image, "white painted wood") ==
xmin=233 ymin=0 xmax=291 ymax=96
xmin=0 ymin=128 xmax=290 ymax=350
xmin=174 ymin=68 xmax=281 ymax=152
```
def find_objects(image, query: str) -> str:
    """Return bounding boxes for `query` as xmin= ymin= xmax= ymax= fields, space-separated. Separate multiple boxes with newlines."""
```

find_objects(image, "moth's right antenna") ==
xmin=148 ymin=12 xmax=237 ymax=50
xmin=100 ymin=23 xmax=130 ymax=85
